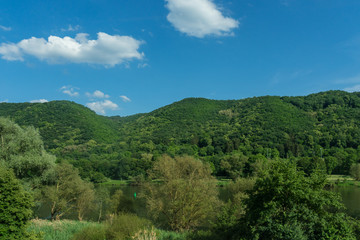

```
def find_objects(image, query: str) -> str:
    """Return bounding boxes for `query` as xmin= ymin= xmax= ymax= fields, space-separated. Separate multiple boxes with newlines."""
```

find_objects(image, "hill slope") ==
xmin=1 ymin=90 xmax=360 ymax=180
xmin=0 ymin=101 xmax=119 ymax=149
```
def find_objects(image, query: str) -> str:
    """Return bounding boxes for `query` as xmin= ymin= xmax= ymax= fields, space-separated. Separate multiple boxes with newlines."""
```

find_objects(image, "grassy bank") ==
xmin=327 ymin=175 xmax=360 ymax=187
xmin=28 ymin=219 xmax=102 ymax=240
xmin=28 ymin=219 xmax=187 ymax=240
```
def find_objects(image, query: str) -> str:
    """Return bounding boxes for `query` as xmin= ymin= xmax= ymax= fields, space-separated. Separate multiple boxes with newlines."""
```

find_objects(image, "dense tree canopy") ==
xmin=0 ymin=117 xmax=55 ymax=186
xmin=145 ymin=155 xmax=219 ymax=232
xmin=0 ymin=165 xmax=34 ymax=239
xmin=237 ymin=160 xmax=356 ymax=240
xmin=1 ymin=91 xmax=360 ymax=180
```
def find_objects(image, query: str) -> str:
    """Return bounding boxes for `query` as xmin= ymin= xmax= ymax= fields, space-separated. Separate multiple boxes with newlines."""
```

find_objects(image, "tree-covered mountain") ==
xmin=0 ymin=101 xmax=119 ymax=148
xmin=1 ymin=90 xmax=360 ymax=181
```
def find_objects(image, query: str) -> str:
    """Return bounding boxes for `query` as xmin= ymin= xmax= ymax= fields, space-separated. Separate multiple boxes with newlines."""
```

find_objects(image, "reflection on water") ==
xmin=335 ymin=185 xmax=360 ymax=218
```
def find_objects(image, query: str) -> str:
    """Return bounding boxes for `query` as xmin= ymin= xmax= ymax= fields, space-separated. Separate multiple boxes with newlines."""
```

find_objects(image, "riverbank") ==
xmin=28 ymin=219 xmax=186 ymax=240
xmin=327 ymin=175 xmax=360 ymax=187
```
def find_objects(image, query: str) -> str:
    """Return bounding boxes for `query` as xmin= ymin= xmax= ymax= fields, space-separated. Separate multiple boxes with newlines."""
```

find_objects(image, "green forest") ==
xmin=2 ymin=90 xmax=360 ymax=239
xmin=1 ymin=90 xmax=360 ymax=181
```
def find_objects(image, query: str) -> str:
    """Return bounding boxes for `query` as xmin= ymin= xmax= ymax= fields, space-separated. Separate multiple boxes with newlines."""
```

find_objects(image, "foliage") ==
xmin=209 ymin=178 xmax=256 ymax=239
xmin=109 ymin=189 xmax=135 ymax=214
xmin=350 ymin=163 xmax=360 ymax=181
xmin=144 ymin=155 xmax=220 ymax=232
xmin=236 ymin=160 xmax=356 ymax=240
xmin=132 ymin=227 xmax=157 ymax=240
xmin=0 ymin=165 xmax=38 ymax=239
xmin=106 ymin=213 xmax=152 ymax=240
xmin=28 ymin=219 xmax=102 ymax=240
xmin=94 ymin=186 xmax=111 ymax=222
xmin=41 ymin=162 xmax=95 ymax=220
xmin=0 ymin=117 xmax=56 ymax=186
xmin=71 ymin=224 xmax=107 ymax=240
xmin=3 ymin=91 xmax=360 ymax=179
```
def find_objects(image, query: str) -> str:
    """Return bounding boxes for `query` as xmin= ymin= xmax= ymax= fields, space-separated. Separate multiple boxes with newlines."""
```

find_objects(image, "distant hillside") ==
xmin=0 ymin=101 xmax=119 ymax=149
xmin=1 ymin=90 xmax=360 ymax=180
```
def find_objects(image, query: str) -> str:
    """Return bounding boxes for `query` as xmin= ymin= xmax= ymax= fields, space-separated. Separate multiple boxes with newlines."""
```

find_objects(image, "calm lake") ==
xmin=336 ymin=185 xmax=360 ymax=217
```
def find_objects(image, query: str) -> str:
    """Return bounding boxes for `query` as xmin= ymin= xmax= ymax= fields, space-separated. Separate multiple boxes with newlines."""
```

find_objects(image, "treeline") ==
xmin=1 ymin=91 xmax=360 ymax=180
xmin=1 ymin=117 xmax=360 ymax=239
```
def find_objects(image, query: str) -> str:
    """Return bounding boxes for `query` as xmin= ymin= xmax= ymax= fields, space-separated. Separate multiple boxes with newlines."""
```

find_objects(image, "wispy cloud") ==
xmin=334 ymin=74 xmax=360 ymax=84
xmin=165 ymin=0 xmax=239 ymax=38
xmin=61 ymin=24 xmax=80 ymax=32
xmin=30 ymin=99 xmax=48 ymax=103
xmin=280 ymin=0 xmax=295 ymax=6
xmin=0 ymin=99 xmax=8 ymax=103
xmin=344 ymin=85 xmax=360 ymax=93
xmin=86 ymin=100 xmax=118 ymax=115
xmin=138 ymin=63 xmax=149 ymax=68
xmin=0 ymin=32 xmax=144 ymax=66
xmin=120 ymin=95 xmax=131 ymax=102
xmin=271 ymin=70 xmax=312 ymax=85
xmin=0 ymin=25 xmax=11 ymax=31
xmin=60 ymin=86 xmax=79 ymax=97
xmin=86 ymin=90 xmax=110 ymax=99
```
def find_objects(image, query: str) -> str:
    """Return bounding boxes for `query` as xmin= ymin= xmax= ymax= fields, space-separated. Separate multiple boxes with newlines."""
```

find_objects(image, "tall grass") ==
xmin=28 ymin=219 xmax=102 ymax=240
xmin=28 ymin=218 xmax=187 ymax=240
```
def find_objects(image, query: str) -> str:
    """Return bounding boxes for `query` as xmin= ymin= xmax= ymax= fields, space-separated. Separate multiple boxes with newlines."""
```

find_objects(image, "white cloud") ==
xmin=30 ymin=99 xmax=48 ymax=103
xmin=86 ymin=90 xmax=110 ymax=99
xmin=86 ymin=100 xmax=118 ymax=115
xmin=334 ymin=74 xmax=360 ymax=84
xmin=0 ymin=32 xmax=144 ymax=66
xmin=61 ymin=24 xmax=80 ymax=32
xmin=280 ymin=0 xmax=294 ymax=6
xmin=0 ymin=25 xmax=11 ymax=31
xmin=120 ymin=95 xmax=131 ymax=102
xmin=0 ymin=99 xmax=8 ymax=103
xmin=0 ymin=43 xmax=23 ymax=61
xmin=60 ymin=86 xmax=79 ymax=97
xmin=137 ymin=63 xmax=149 ymax=68
xmin=344 ymin=85 xmax=360 ymax=93
xmin=165 ymin=0 xmax=239 ymax=38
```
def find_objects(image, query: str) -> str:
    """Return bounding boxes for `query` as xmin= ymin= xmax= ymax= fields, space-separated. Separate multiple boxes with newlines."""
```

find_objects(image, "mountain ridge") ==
xmin=1 ymin=90 xmax=360 ymax=180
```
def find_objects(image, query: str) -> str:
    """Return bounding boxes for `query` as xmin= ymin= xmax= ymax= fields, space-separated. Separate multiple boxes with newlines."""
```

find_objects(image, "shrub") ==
xmin=72 ymin=225 xmax=106 ymax=240
xmin=0 ymin=165 xmax=36 ymax=239
xmin=132 ymin=227 xmax=157 ymax=240
xmin=106 ymin=213 xmax=152 ymax=240
xmin=144 ymin=155 xmax=220 ymax=231
xmin=350 ymin=163 xmax=360 ymax=181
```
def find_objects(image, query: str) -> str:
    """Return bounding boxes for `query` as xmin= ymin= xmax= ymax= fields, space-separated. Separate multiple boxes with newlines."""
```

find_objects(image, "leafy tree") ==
xmin=42 ymin=162 xmax=95 ymax=220
xmin=350 ymin=163 xmax=360 ymax=181
xmin=144 ymin=155 xmax=220 ymax=232
xmin=0 ymin=165 xmax=36 ymax=239
xmin=94 ymin=187 xmax=110 ymax=222
xmin=237 ymin=160 xmax=356 ymax=239
xmin=109 ymin=189 xmax=135 ymax=214
xmin=0 ymin=117 xmax=56 ymax=186
xmin=75 ymin=181 xmax=95 ymax=221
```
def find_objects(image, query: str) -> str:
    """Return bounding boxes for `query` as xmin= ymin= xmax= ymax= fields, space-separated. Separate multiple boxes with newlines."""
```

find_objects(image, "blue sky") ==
xmin=1 ymin=0 xmax=360 ymax=116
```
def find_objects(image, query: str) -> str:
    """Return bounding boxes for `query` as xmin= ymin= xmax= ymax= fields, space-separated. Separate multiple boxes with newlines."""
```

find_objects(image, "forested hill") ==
xmin=0 ymin=101 xmax=119 ymax=149
xmin=1 ymin=90 xmax=360 ymax=181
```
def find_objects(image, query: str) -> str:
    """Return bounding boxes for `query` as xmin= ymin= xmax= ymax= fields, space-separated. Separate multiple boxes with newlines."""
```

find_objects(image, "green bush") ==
xmin=106 ymin=213 xmax=152 ymax=240
xmin=156 ymin=229 xmax=187 ymax=240
xmin=0 ymin=165 xmax=36 ymax=239
xmin=28 ymin=219 xmax=102 ymax=240
xmin=72 ymin=225 xmax=106 ymax=240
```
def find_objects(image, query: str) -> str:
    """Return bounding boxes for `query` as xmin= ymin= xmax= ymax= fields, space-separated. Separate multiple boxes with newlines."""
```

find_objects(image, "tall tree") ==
xmin=144 ymin=155 xmax=220 ymax=232
xmin=237 ymin=160 xmax=356 ymax=239
xmin=0 ymin=117 xmax=55 ymax=187
xmin=42 ymin=162 xmax=94 ymax=220
xmin=0 ymin=165 xmax=36 ymax=239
